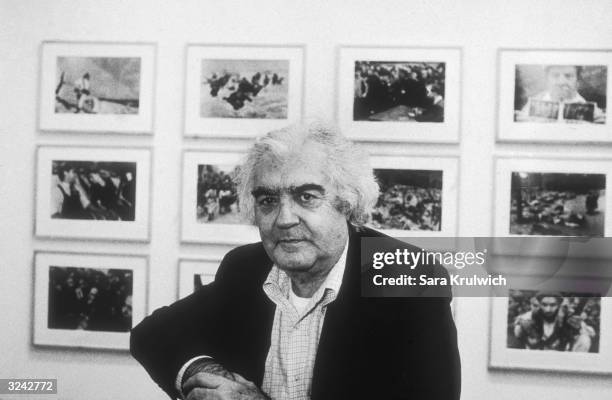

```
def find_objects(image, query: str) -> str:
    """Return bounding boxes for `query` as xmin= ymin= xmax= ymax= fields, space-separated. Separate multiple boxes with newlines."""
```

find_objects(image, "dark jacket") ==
xmin=130 ymin=225 xmax=461 ymax=400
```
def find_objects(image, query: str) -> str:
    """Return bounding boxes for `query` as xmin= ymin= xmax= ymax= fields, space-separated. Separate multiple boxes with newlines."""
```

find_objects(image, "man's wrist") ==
xmin=181 ymin=357 xmax=235 ymax=395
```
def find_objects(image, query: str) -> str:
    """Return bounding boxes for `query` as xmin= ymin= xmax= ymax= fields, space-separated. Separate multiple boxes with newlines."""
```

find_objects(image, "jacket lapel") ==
xmin=310 ymin=224 xmax=363 ymax=398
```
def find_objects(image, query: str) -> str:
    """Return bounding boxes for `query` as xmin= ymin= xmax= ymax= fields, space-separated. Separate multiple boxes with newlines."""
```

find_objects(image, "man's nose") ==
xmin=275 ymin=197 xmax=299 ymax=228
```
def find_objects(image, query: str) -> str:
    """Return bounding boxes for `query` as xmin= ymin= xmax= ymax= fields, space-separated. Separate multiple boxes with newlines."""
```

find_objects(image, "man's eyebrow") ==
xmin=251 ymin=187 xmax=280 ymax=197
xmin=289 ymin=184 xmax=326 ymax=194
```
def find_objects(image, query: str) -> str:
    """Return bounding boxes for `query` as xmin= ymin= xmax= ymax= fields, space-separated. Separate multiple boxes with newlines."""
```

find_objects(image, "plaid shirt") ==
xmin=261 ymin=245 xmax=347 ymax=400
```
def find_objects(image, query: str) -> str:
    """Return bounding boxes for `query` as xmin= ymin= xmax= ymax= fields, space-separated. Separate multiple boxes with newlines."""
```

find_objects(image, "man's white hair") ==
xmin=235 ymin=121 xmax=380 ymax=226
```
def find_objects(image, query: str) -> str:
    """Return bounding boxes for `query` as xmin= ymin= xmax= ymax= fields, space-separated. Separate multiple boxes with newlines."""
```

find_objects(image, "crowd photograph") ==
xmin=200 ymin=59 xmax=289 ymax=118
xmin=353 ymin=60 xmax=446 ymax=122
xmin=507 ymin=290 xmax=601 ymax=353
xmin=509 ymin=172 xmax=605 ymax=236
xmin=55 ymin=56 xmax=141 ymax=114
xmin=514 ymin=64 xmax=607 ymax=123
xmin=50 ymin=160 xmax=137 ymax=221
xmin=370 ymin=168 xmax=443 ymax=231
xmin=48 ymin=266 xmax=133 ymax=332
xmin=196 ymin=164 xmax=241 ymax=224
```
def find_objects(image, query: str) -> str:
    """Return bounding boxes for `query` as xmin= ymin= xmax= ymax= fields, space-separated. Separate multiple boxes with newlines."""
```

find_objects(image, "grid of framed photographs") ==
xmin=31 ymin=39 xmax=612 ymax=374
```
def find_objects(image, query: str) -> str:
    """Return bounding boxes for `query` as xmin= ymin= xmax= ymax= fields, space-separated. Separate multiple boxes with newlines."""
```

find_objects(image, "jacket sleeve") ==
xmin=129 ymin=251 xmax=238 ymax=399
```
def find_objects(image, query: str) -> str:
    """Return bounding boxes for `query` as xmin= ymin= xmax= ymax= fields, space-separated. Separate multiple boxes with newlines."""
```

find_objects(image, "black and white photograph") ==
xmin=181 ymin=151 xmax=259 ymax=243
xmin=178 ymin=259 xmax=219 ymax=299
xmin=498 ymin=50 xmax=612 ymax=142
xmin=197 ymin=163 xmax=241 ymax=224
xmin=48 ymin=266 xmax=134 ymax=332
xmin=55 ymin=56 xmax=141 ymax=115
xmin=50 ymin=160 xmax=136 ymax=221
xmin=490 ymin=286 xmax=612 ymax=374
xmin=353 ymin=61 xmax=445 ymax=122
xmin=184 ymin=45 xmax=303 ymax=137
xmin=34 ymin=252 xmax=147 ymax=350
xmin=495 ymin=157 xmax=612 ymax=237
xmin=370 ymin=168 xmax=443 ymax=231
xmin=506 ymin=290 xmax=601 ymax=353
xmin=200 ymin=59 xmax=289 ymax=119
xmin=514 ymin=64 xmax=606 ymax=124
xmin=338 ymin=47 xmax=461 ymax=142
xmin=39 ymin=42 xmax=155 ymax=133
xmin=368 ymin=156 xmax=458 ymax=236
xmin=36 ymin=146 xmax=151 ymax=241
xmin=509 ymin=172 xmax=606 ymax=237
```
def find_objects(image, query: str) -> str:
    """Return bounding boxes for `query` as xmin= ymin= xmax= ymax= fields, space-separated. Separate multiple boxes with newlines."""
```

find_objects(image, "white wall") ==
xmin=1 ymin=1 xmax=612 ymax=399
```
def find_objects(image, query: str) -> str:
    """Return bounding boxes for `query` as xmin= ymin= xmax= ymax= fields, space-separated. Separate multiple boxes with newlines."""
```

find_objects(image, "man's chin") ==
xmin=272 ymin=251 xmax=314 ymax=272
xmin=277 ymin=240 xmax=308 ymax=253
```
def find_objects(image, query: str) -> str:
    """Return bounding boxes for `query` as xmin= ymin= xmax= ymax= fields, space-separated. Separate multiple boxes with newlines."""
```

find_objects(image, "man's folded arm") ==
xmin=130 ymin=251 xmax=239 ymax=399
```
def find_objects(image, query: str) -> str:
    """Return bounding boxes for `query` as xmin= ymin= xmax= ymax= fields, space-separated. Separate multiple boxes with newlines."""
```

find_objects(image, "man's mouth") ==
xmin=278 ymin=239 xmax=304 ymax=243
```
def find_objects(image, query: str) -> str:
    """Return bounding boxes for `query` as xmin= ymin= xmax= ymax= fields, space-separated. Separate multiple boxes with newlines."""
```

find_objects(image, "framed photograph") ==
xmin=39 ymin=41 xmax=155 ymax=134
xmin=498 ymin=49 xmax=611 ymax=142
xmin=178 ymin=258 xmax=221 ymax=299
xmin=35 ymin=146 xmax=151 ymax=241
xmin=490 ymin=287 xmax=612 ymax=373
xmin=184 ymin=44 xmax=304 ymax=137
xmin=338 ymin=46 xmax=461 ymax=142
xmin=33 ymin=252 xmax=147 ymax=350
xmin=368 ymin=155 xmax=459 ymax=236
xmin=494 ymin=157 xmax=612 ymax=237
xmin=181 ymin=151 xmax=259 ymax=244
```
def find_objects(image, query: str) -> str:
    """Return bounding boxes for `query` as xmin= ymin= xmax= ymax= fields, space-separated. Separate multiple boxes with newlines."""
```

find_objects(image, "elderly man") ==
xmin=130 ymin=122 xmax=460 ymax=400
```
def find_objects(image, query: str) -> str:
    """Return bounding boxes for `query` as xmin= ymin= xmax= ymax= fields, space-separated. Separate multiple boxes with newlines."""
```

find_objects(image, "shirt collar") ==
xmin=263 ymin=238 xmax=349 ymax=304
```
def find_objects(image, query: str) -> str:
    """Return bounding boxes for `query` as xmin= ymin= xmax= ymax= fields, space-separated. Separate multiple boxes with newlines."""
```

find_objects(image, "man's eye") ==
xmin=257 ymin=196 xmax=278 ymax=206
xmin=298 ymin=192 xmax=317 ymax=203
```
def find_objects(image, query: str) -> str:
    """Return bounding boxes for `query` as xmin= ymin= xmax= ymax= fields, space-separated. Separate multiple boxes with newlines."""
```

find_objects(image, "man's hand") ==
xmin=183 ymin=372 xmax=269 ymax=400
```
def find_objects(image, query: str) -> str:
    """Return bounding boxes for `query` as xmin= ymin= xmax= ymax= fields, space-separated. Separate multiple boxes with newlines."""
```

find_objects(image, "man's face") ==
xmin=539 ymin=296 xmax=560 ymax=322
xmin=546 ymin=66 xmax=578 ymax=101
xmin=252 ymin=145 xmax=349 ymax=275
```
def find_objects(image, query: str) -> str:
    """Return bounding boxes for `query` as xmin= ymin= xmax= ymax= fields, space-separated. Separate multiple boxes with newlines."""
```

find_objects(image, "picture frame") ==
xmin=35 ymin=145 xmax=152 ymax=241
xmin=494 ymin=156 xmax=612 ymax=238
xmin=489 ymin=284 xmax=612 ymax=374
xmin=39 ymin=41 xmax=156 ymax=134
xmin=178 ymin=258 xmax=221 ymax=299
xmin=181 ymin=150 xmax=259 ymax=244
xmin=498 ymin=49 xmax=611 ymax=143
xmin=184 ymin=44 xmax=304 ymax=137
xmin=33 ymin=251 xmax=147 ymax=350
xmin=368 ymin=155 xmax=459 ymax=237
xmin=337 ymin=46 xmax=461 ymax=143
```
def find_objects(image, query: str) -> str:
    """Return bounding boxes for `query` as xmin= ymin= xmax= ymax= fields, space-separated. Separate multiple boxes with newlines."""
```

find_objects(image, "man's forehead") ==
xmin=253 ymin=152 xmax=332 ymax=190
